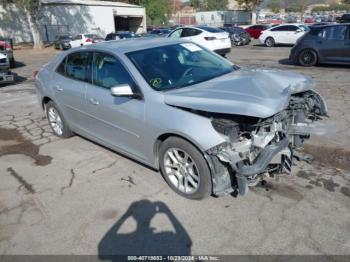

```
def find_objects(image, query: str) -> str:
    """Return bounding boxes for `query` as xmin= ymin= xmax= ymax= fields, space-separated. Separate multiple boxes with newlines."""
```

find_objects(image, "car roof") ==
xmin=311 ymin=23 xmax=350 ymax=28
xmin=72 ymin=38 xmax=187 ymax=54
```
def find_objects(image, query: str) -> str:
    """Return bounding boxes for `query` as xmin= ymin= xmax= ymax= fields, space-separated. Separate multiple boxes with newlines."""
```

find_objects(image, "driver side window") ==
xmin=170 ymin=29 xmax=182 ymax=38
xmin=92 ymin=52 xmax=134 ymax=89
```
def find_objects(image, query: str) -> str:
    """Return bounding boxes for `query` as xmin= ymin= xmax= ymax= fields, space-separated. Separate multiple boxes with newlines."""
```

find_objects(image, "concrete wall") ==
xmin=195 ymin=11 xmax=225 ymax=27
xmin=0 ymin=4 xmax=33 ymax=43
xmin=0 ymin=3 xmax=146 ymax=44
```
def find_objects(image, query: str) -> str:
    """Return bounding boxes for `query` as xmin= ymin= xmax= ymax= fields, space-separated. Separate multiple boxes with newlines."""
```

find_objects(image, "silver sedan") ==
xmin=35 ymin=38 xmax=327 ymax=199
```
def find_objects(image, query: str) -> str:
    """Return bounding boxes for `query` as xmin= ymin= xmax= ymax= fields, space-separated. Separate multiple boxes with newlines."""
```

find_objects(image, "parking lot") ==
xmin=1 ymin=42 xmax=350 ymax=256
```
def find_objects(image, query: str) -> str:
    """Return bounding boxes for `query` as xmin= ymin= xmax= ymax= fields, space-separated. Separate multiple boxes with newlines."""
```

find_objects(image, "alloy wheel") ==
xmin=47 ymin=107 xmax=63 ymax=136
xmin=163 ymin=148 xmax=200 ymax=194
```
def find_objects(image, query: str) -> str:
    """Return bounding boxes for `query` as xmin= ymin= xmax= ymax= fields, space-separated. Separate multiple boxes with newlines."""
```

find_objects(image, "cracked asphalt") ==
xmin=0 ymin=43 xmax=350 ymax=256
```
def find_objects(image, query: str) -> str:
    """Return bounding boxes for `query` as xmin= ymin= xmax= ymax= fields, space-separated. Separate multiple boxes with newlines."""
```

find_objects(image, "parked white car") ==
xmin=168 ymin=26 xmax=232 ymax=56
xmin=259 ymin=24 xmax=309 ymax=47
xmin=69 ymin=34 xmax=104 ymax=48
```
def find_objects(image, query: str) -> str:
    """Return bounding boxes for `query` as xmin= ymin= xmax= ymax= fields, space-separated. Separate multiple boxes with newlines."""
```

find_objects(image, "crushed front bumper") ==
xmin=207 ymin=137 xmax=292 ymax=197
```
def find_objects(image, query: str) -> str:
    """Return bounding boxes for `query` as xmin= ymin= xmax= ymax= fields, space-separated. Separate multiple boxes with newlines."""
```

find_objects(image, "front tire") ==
xmin=159 ymin=137 xmax=212 ymax=200
xmin=46 ymin=101 xmax=73 ymax=138
xmin=265 ymin=37 xmax=275 ymax=47
xmin=298 ymin=49 xmax=318 ymax=67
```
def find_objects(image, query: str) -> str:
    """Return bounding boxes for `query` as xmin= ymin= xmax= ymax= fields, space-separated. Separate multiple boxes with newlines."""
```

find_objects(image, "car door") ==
xmin=85 ymin=51 xmax=146 ymax=159
xmin=270 ymin=25 xmax=289 ymax=43
xmin=317 ymin=25 xmax=349 ymax=63
xmin=286 ymin=25 xmax=305 ymax=44
xmin=52 ymin=51 xmax=90 ymax=132
xmin=70 ymin=35 xmax=82 ymax=48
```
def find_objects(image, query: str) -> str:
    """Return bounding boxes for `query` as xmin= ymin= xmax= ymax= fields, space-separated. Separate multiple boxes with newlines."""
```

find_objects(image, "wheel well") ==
xmin=42 ymin=96 xmax=51 ymax=110
xmin=153 ymin=133 xmax=204 ymax=169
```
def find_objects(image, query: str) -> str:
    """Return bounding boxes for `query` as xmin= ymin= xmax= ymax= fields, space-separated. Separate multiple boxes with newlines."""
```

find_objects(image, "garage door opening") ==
xmin=114 ymin=16 xmax=143 ymax=33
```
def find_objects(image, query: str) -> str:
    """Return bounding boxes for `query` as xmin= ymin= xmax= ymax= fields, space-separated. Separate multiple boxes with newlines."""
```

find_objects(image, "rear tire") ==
xmin=265 ymin=37 xmax=275 ymax=47
xmin=159 ymin=137 xmax=212 ymax=200
xmin=298 ymin=49 xmax=318 ymax=67
xmin=46 ymin=101 xmax=73 ymax=138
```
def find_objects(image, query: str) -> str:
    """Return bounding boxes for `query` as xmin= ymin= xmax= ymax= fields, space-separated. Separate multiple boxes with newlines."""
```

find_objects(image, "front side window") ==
xmin=66 ymin=52 xmax=89 ymax=82
xmin=169 ymin=29 xmax=182 ymax=38
xmin=182 ymin=28 xmax=202 ymax=37
xmin=271 ymin=26 xmax=289 ymax=32
xmin=92 ymin=52 xmax=134 ymax=89
xmin=127 ymin=43 xmax=235 ymax=91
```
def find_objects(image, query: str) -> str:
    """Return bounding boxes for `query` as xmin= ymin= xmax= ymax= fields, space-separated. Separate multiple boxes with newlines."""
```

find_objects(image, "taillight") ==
xmin=85 ymin=38 xmax=93 ymax=43
xmin=204 ymin=36 xmax=217 ymax=41
xmin=33 ymin=70 xmax=39 ymax=79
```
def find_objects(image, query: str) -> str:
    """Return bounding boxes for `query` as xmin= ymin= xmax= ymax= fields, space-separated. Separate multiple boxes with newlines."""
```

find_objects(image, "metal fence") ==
xmin=41 ymin=25 xmax=70 ymax=43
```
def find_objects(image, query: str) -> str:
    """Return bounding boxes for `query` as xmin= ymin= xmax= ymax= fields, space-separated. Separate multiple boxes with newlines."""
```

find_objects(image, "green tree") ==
xmin=189 ymin=0 xmax=203 ymax=10
xmin=267 ymin=0 xmax=282 ymax=13
xmin=283 ymin=0 xmax=324 ymax=21
xmin=205 ymin=0 xmax=228 ymax=11
xmin=236 ymin=0 xmax=262 ymax=10
xmin=236 ymin=0 xmax=263 ymax=23
xmin=1 ymin=0 xmax=43 ymax=48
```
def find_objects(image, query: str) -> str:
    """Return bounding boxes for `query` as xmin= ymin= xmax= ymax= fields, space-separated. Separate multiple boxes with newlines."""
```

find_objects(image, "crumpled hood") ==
xmin=164 ymin=67 xmax=315 ymax=119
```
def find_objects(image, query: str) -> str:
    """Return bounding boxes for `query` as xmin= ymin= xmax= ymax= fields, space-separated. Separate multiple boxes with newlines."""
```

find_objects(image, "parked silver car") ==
xmin=35 ymin=38 xmax=327 ymax=199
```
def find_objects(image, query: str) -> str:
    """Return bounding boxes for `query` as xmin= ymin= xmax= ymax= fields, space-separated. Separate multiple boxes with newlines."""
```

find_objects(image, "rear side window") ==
xmin=92 ymin=52 xmax=134 ymax=89
xmin=66 ymin=52 xmax=90 ymax=82
xmin=319 ymin=26 xmax=347 ymax=40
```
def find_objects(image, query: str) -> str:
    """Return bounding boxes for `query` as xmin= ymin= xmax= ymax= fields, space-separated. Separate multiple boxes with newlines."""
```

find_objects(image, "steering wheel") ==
xmin=181 ymin=68 xmax=193 ymax=78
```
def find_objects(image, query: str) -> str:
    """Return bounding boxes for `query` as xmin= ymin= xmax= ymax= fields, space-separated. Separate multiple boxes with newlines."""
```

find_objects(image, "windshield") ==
xmin=127 ymin=43 xmax=235 ymax=91
xmin=300 ymin=25 xmax=310 ymax=31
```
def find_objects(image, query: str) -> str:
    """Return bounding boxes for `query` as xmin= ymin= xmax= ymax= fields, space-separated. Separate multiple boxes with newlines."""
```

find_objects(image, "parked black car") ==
xmin=337 ymin=14 xmax=350 ymax=23
xmin=54 ymin=35 xmax=72 ymax=50
xmin=220 ymin=26 xmax=251 ymax=46
xmin=290 ymin=23 xmax=350 ymax=66
xmin=105 ymin=31 xmax=139 ymax=41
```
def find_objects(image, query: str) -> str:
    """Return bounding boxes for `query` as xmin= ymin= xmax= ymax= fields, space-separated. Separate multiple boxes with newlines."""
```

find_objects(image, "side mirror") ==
xmin=296 ymin=29 xmax=302 ymax=33
xmin=111 ymin=84 xmax=134 ymax=97
xmin=110 ymin=84 xmax=142 ymax=99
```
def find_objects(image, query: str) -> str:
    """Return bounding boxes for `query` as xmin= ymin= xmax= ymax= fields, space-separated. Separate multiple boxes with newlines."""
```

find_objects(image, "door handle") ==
xmin=89 ymin=98 xmax=99 ymax=105
xmin=55 ymin=85 xmax=63 ymax=91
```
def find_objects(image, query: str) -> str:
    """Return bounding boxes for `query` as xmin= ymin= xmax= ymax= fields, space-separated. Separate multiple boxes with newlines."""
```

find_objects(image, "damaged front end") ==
xmin=205 ymin=90 xmax=328 ymax=197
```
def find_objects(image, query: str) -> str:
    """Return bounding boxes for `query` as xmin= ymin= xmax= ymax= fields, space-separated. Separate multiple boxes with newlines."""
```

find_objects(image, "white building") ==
xmin=0 ymin=0 xmax=146 ymax=43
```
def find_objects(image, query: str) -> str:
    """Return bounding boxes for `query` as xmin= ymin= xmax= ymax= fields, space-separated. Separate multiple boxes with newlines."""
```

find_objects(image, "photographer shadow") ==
xmin=98 ymin=200 xmax=192 ymax=259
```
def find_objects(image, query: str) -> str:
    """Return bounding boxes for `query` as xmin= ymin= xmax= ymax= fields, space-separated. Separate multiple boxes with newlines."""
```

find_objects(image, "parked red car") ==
xmin=245 ymin=24 xmax=271 ymax=39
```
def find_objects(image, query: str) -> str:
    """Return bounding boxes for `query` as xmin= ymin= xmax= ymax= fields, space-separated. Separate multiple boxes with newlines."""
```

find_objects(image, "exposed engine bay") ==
xmin=205 ymin=90 xmax=328 ymax=196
